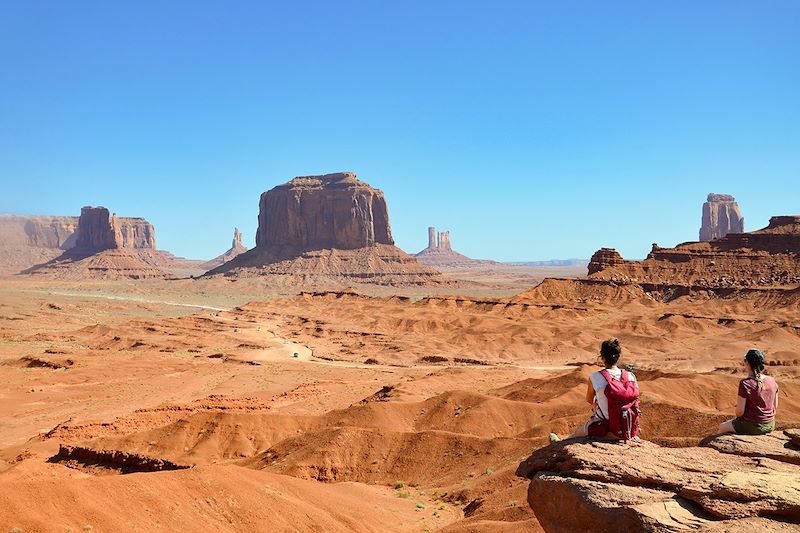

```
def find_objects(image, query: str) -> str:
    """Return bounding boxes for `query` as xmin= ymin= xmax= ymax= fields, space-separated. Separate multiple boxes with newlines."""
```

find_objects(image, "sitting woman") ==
xmin=718 ymin=349 xmax=779 ymax=435
xmin=550 ymin=338 xmax=639 ymax=442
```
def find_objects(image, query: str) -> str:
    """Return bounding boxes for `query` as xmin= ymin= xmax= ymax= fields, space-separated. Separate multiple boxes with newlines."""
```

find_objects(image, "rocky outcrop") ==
xmin=74 ymin=206 xmax=118 ymax=251
xmin=700 ymin=193 xmax=744 ymax=241
xmin=588 ymin=215 xmax=800 ymax=291
xmin=415 ymin=226 xmax=496 ymax=270
xmin=587 ymin=248 xmax=626 ymax=275
xmin=75 ymin=206 xmax=155 ymax=252
xmin=255 ymin=173 xmax=393 ymax=250
xmin=1 ymin=212 xmax=152 ymax=276
xmin=517 ymin=435 xmax=800 ymax=532
xmin=202 ymin=227 xmax=249 ymax=269
xmin=206 ymin=173 xmax=443 ymax=286
xmin=52 ymin=444 xmax=192 ymax=473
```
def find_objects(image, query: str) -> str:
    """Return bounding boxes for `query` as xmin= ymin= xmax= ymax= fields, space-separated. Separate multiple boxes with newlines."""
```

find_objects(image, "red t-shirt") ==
xmin=738 ymin=375 xmax=778 ymax=423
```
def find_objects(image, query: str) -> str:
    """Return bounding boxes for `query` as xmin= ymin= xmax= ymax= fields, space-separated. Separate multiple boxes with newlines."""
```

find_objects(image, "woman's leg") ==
xmin=717 ymin=419 xmax=736 ymax=434
xmin=567 ymin=421 xmax=590 ymax=439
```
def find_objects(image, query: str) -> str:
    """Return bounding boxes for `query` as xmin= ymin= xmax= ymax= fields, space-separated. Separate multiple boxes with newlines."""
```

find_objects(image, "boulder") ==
xmin=700 ymin=193 xmax=744 ymax=241
xmin=517 ymin=438 xmax=800 ymax=532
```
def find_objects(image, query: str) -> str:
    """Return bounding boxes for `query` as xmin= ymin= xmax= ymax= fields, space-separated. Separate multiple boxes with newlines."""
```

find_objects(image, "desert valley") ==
xmin=1 ymin=174 xmax=798 ymax=532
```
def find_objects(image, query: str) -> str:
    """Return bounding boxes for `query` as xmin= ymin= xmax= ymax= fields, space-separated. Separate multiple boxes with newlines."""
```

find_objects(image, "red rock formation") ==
xmin=255 ymin=172 xmax=393 ymax=250
xmin=203 ymin=227 xmax=249 ymax=269
xmin=587 ymin=248 xmax=625 ymax=275
xmin=588 ymin=215 xmax=800 ymax=290
xmin=700 ymin=193 xmax=744 ymax=241
xmin=414 ymin=226 xmax=496 ymax=270
xmin=75 ymin=206 xmax=118 ymax=251
xmin=517 ymin=436 xmax=800 ymax=532
xmin=437 ymin=231 xmax=451 ymax=251
xmin=207 ymin=173 xmax=443 ymax=286
xmin=75 ymin=207 xmax=156 ymax=252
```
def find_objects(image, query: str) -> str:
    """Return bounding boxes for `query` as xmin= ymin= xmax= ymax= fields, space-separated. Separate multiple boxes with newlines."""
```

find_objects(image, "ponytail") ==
xmin=744 ymin=349 xmax=767 ymax=389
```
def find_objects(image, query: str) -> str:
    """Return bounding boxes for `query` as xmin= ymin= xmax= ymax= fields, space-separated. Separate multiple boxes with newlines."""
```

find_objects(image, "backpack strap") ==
xmin=599 ymin=369 xmax=612 ymax=383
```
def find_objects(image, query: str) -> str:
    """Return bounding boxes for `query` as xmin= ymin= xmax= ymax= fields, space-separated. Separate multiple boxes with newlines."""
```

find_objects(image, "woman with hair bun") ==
xmin=718 ymin=349 xmax=779 ymax=435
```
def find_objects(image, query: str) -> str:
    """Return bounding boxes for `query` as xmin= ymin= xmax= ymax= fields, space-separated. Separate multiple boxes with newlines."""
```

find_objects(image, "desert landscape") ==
xmin=1 ymin=174 xmax=799 ymax=532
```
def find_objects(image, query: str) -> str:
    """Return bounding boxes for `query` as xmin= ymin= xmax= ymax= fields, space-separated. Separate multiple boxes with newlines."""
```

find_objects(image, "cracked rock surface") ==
xmin=517 ymin=434 xmax=800 ymax=532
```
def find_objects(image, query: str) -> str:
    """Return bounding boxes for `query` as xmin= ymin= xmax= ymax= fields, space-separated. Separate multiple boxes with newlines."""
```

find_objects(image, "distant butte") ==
xmin=414 ymin=226 xmax=497 ymax=270
xmin=588 ymin=215 xmax=800 ymax=290
xmin=205 ymin=172 xmax=444 ymax=286
xmin=18 ymin=206 xmax=207 ymax=280
xmin=700 ymin=193 xmax=744 ymax=241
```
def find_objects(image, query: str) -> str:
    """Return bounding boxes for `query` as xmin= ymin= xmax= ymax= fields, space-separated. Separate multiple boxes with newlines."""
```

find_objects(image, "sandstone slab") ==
xmin=517 ymin=439 xmax=800 ymax=532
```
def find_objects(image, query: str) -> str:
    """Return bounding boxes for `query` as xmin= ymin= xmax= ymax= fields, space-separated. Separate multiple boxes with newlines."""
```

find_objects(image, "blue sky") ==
xmin=2 ymin=1 xmax=798 ymax=261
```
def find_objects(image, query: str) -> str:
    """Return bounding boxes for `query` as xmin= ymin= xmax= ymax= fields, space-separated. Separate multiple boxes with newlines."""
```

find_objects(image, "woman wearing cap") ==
xmin=718 ymin=349 xmax=779 ymax=435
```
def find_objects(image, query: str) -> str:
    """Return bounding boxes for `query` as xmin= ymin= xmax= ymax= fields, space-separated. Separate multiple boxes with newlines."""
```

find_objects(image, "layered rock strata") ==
xmin=517 ymin=434 xmax=800 ymax=532
xmin=589 ymin=216 xmax=800 ymax=290
xmin=700 ymin=193 xmax=744 ymax=241
xmin=206 ymin=173 xmax=443 ymax=286
xmin=0 ymin=211 xmax=158 ymax=275
xmin=21 ymin=206 xmax=169 ymax=279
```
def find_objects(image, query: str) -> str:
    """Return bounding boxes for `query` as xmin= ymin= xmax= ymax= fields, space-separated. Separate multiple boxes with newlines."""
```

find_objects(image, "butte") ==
xmin=205 ymin=172 xmax=443 ymax=286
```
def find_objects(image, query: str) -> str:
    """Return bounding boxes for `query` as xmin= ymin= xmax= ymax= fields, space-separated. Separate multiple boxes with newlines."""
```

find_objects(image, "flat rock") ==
xmin=517 ymin=439 xmax=800 ymax=532
xmin=703 ymin=431 xmax=800 ymax=465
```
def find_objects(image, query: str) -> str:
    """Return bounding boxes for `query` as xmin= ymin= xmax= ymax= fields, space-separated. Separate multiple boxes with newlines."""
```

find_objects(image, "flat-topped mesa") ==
xmin=700 ymin=192 xmax=744 ymax=241
xmin=74 ymin=207 xmax=156 ymax=252
xmin=587 ymin=248 xmax=625 ymax=275
xmin=205 ymin=173 xmax=442 ymax=286
xmin=256 ymin=172 xmax=393 ymax=250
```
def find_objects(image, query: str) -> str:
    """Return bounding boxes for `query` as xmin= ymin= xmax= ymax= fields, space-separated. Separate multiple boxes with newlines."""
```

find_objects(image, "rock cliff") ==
xmin=700 ymin=193 xmax=744 ymax=241
xmin=75 ymin=206 xmax=156 ymax=252
xmin=206 ymin=173 xmax=443 ymax=287
xmin=517 ymin=433 xmax=800 ymax=532
xmin=255 ymin=173 xmax=393 ymax=250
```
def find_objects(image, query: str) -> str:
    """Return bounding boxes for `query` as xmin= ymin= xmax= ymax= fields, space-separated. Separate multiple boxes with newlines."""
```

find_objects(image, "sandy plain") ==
xmin=1 ymin=266 xmax=798 ymax=532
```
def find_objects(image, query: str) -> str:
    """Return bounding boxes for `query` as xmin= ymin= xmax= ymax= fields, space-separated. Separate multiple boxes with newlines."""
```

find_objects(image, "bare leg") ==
xmin=717 ymin=419 xmax=736 ymax=434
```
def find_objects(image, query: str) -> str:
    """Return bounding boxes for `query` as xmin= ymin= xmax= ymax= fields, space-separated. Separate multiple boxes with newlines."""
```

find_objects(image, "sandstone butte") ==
xmin=517 ymin=431 xmax=800 ymax=532
xmin=18 ymin=206 xmax=203 ymax=280
xmin=415 ymin=226 xmax=498 ymax=270
xmin=587 ymin=215 xmax=800 ymax=292
xmin=700 ymin=193 xmax=745 ymax=242
xmin=0 ymin=210 xmax=152 ymax=275
xmin=205 ymin=172 xmax=444 ymax=286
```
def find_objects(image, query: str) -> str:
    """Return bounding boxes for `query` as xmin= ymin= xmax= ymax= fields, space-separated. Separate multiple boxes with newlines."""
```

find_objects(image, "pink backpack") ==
xmin=588 ymin=369 xmax=641 ymax=441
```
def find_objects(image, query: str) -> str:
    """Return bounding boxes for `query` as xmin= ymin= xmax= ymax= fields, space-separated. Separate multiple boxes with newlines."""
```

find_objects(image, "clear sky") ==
xmin=2 ymin=1 xmax=798 ymax=261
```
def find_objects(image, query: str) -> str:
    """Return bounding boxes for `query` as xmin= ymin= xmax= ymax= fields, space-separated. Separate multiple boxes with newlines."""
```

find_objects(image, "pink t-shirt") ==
xmin=738 ymin=375 xmax=778 ymax=423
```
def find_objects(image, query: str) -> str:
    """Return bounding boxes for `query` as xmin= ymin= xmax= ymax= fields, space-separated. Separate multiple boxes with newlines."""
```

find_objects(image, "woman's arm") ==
xmin=775 ymin=390 xmax=779 ymax=412
xmin=735 ymin=396 xmax=746 ymax=418
xmin=586 ymin=380 xmax=595 ymax=405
